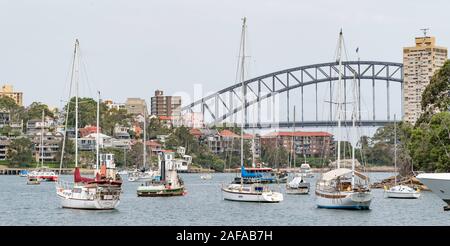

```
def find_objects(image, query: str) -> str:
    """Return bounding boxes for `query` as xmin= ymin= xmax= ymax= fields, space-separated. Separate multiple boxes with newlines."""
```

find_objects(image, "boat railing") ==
xmin=56 ymin=180 xmax=74 ymax=190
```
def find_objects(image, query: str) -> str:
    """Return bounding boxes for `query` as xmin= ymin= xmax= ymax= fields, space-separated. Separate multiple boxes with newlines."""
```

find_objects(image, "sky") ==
xmin=0 ymin=0 xmax=449 ymax=114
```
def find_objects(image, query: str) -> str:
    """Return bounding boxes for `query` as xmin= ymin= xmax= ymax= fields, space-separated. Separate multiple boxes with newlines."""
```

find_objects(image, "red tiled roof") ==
xmin=190 ymin=128 xmax=202 ymax=136
xmin=219 ymin=130 xmax=240 ymax=138
xmin=158 ymin=116 xmax=173 ymax=120
xmin=262 ymin=131 xmax=333 ymax=138
xmin=79 ymin=126 xmax=101 ymax=137
xmin=145 ymin=140 xmax=161 ymax=147
xmin=160 ymin=149 xmax=174 ymax=153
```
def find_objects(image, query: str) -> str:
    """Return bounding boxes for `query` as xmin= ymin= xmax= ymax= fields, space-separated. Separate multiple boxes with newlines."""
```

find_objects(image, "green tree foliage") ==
xmin=7 ymin=137 xmax=33 ymax=167
xmin=64 ymin=97 xmax=98 ymax=128
xmin=407 ymin=112 xmax=450 ymax=172
xmin=260 ymin=143 xmax=289 ymax=168
xmin=165 ymin=126 xmax=198 ymax=154
xmin=55 ymin=137 xmax=75 ymax=167
xmin=0 ymin=96 xmax=24 ymax=122
xmin=25 ymin=102 xmax=55 ymax=120
xmin=418 ymin=60 xmax=450 ymax=124
xmin=101 ymin=108 xmax=130 ymax=136
xmin=147 ymin=117 xmax=171 ymax=139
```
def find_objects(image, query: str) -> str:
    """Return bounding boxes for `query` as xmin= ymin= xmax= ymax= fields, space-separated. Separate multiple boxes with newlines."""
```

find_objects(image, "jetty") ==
xmin=0 ymin=167 xmax=95 ymax=175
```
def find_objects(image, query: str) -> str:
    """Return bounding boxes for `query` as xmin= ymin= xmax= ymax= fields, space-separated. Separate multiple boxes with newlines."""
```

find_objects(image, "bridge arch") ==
xmin=181 ymin=61 xmax=403 ymax=128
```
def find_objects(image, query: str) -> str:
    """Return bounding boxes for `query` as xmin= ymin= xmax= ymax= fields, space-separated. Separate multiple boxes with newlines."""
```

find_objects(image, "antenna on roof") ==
xmin=420 ymin=28 xmax=430 ymax=37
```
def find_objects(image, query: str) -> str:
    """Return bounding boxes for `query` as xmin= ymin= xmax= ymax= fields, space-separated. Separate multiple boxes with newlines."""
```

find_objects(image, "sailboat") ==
xmin=315 ymin=30 xmax=372 ymax=209
xmin=128 ymin=111 xmax=156 ymax=182
xmin=385 ymin=115 xmax=420 ymax=199
xmin=221 ymin=17 xmax=283 ymax=203
xmin=55 ymin=40 xmax=122 ymax=210
xmin=286 ymin=106 xmax=310 ymax=195
xmin=28 ymin=110 xmax=58 ymax=182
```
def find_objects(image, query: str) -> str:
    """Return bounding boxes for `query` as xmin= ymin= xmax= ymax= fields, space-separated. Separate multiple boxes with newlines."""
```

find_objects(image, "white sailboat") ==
xmin=286 ymin=106 xmax=310 ymax=195
xmin=221 ymin=17 xmax=283 ymax=203
xmin=128 ymin=110 xmax=156 ymax=182
xmin=55 ymin=40 xmax=122 ymax=210
xmin=315 ymin=30 xmax=372 ymax=209
xmin=28 ymin=110 xmax=58 ymax=182
xmin=385 ymin=115 xmax=420 ymax=199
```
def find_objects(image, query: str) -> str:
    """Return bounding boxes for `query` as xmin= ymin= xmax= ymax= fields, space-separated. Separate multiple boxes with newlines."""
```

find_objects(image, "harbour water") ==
xmin=1 ymin=172 xmax=449 ymax=226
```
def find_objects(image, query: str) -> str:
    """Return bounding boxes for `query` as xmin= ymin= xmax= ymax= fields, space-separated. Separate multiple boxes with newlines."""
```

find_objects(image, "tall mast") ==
xmin=240 ymin=17 xmax=247 ymax=186
xmin=336 ymin=30 xmax=343 ymax=169
xmin=293 ymin=106 xmax=296 ymax=169
xmin=59 ymin=39 xmax=77 ymax=174
xmin=394 ymin=114 xmax=397 ymax=186
xmin=143 ymin=107 xmax=147 ymax=170
xmin=74 ymin=39 xmax=79 ymax=168
xmin=96 ymin=91 xmax=100 ymax=172
xmin=40 ymin=110 xmax=45 ymax=168
xmin=351 ymin=69 xmax=357 ymax=189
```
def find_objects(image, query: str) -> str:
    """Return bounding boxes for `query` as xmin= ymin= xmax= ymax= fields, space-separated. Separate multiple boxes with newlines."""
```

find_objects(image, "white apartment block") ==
xmin=403 ymin=36 xmax=448 ymax=124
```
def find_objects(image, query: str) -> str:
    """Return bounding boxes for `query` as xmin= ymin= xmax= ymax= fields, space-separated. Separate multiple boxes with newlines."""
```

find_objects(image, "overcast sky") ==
xmin=0 ymin=0 xmax=449 ymax=110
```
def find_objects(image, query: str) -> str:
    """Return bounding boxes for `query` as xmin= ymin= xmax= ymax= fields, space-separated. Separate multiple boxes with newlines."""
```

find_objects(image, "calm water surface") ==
xmin=0 ymin=172 xmax=449 ymax=225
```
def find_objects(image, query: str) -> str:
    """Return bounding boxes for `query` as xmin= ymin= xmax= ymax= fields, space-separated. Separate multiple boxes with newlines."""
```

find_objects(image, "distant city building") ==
xmin=260 ymin=131 xmax=334 ymax=158
xmin=0 ymin=137 xmax=10 ymax=161
xmin=176 ymin=112 xmax=204 ymax=128
xmin=195 ymin=128 xmax=258 ymax=156
xmin=32 ymin=132 xmax=64 ymax=163
xmin=150 ymin=90 xmax=181 ymax=119
xmin=104 ymin=99 xmax=126 ymax=111
xmin=403 ymin=35 xmax=448 ymax=124
xmin=0 ymin=111 xmax=10 ymax=127
xmin=0 ymin=85 xmax=23 ymax=106
xmin=26 ymin=116 xmax=55 ymax=135
xmin=125 ymin=98 xmax=148 ymax=115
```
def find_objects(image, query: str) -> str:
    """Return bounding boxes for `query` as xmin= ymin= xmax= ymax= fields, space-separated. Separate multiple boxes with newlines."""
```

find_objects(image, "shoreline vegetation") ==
xmin=1 ymin=164 xmax=395 ymax=174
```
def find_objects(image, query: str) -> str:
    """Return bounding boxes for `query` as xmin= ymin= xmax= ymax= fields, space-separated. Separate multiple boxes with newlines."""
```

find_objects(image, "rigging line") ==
xmin=78 ymin=44 xmax=95 ymax=99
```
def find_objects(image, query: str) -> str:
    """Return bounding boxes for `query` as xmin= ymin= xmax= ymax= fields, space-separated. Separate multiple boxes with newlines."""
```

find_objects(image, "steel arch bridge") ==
xmin=181 ymin=61 xmax=403 ymax=128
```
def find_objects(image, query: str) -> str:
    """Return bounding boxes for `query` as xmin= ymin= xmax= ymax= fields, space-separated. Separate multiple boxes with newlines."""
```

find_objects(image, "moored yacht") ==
xmin=385 ymin=115 xmax=420 ymax=199
xmin=315 ymin=30 xmax=372 ymax=210
xmin=220 ymin=17 xmax=283 ymax=204
xmin=55 ymin=41 xmax=122 ymax=210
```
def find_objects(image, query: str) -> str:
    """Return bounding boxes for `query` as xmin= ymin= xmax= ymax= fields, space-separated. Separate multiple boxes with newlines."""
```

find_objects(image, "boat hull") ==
xmin=417 ymin=173 xmax=450 ymax=205
xmin=57 ymin=194 xmax=120 ymax=210
xmin=221 ymin=187 xmax=283 ymax=203
xmin=286 ymin=187 xmax=309 ymax=195
xmin=385 ymin=190 xmax=420 ymax=199
xmin=137 ymin=186 xmax=185 ymax=197
xmin=315 ymin=190 xmax=372 ymax=209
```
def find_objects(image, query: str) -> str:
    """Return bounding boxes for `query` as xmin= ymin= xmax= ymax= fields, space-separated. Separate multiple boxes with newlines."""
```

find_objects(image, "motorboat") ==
xmin=417 ymin=173 xmax=450 ymax=209
xmin=27 ymin=176 xmax=40 ymax=185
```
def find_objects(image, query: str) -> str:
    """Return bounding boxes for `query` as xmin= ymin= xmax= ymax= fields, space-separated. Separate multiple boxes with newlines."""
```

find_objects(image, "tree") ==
xmin=147 ymin=117 xmax=171 ymax=139
xmin=101 ymin=108 xmax=130 ymax=136
xmin=64 ymin=97 xmax=98 ymax=128
xmin=0 ymin=96 xmax=24 ymax=123
xmin=408 ymin=112 xmax=450 ymax=172
xmin=128 ymin=142 xmax=145 ymax=169
xmin=418 ymin=60 xmax=450 ymax=125
xmin=55 ymin=137 xmax=75 ymax=168
xmin=25 ymin=102 xmax=55 ymax=121
xmin=165 ymin=126 xmax=198 ymax=154
xmin=7 ymin=137 xmax=33 ymax=167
